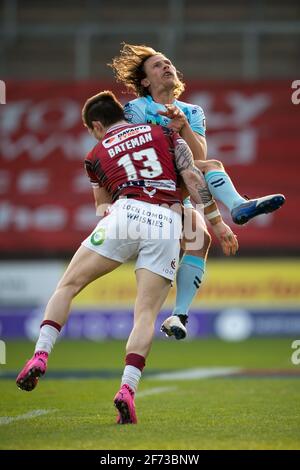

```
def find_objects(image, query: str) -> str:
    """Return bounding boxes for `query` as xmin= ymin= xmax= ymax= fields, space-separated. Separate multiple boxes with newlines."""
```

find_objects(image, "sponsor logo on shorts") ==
xmin=163 ymin=267 xmax=174 ymax=276
xmin=91 ymin=228 xmax=106 ymax=246
xmin=171 ymin=258 xmax=176 ymax=270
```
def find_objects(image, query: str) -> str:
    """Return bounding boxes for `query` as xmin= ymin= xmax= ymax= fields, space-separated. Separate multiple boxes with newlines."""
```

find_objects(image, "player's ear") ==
xmin=91 ymin=120 xmax=106 ymax=139
xmin=92 ymin=121 xmax=103 ymax=132
xmin=141 ymin=77 xmax=150 ymax=88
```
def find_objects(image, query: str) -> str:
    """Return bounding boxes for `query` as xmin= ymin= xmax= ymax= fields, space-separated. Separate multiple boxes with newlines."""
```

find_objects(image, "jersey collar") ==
xmin=105 ymin=121 xmax=128 ymax=136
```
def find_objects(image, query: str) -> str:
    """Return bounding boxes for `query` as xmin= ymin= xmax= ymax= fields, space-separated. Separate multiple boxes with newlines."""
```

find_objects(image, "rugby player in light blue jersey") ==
xmin=110 ymin=43 xmax=285 ymax=340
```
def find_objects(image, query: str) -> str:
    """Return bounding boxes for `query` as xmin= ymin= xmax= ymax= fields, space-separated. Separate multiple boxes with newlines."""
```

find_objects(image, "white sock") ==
xmin=35 ymin=325 xmax=60 ymax=354
xmin=121 ymin=365 xmax=141 ymax=393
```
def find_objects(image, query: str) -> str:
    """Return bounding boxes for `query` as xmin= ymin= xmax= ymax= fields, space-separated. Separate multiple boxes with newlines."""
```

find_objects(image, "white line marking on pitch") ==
xmin=137 ymin=386 xmax=177 ymax=398
xmin=0 ymin=409 xmax=57 ymax=425
xmin=149 ymin=367 xmax=241 ymax=381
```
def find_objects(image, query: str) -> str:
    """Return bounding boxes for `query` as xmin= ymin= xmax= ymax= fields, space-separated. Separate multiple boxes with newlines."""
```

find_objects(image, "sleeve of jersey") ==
xmin=189 ymin=105 xmax=206 ymax=137
xmin=84 ymin=154 xmax=102 ymax=188
xmin=172 ymin=131 xmax=187 ymax=149
xmin=124 ymin=101 xmax=146 ymax=124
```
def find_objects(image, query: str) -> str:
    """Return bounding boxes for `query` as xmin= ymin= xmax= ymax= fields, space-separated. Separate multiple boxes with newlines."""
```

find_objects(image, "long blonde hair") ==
xmin=109 ymin=43 xmax=185 ymax=98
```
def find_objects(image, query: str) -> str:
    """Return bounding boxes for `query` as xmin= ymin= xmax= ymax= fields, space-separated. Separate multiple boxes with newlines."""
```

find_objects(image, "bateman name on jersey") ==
xmin=102 ymin=126 xmax=153 ymax=157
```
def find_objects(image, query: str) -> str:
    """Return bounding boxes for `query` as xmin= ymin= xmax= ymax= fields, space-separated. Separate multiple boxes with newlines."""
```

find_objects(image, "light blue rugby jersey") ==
xmin=124 ymin=95 xmax=206 ymax=137
xmin=124 ymin=95 xmax=206 ymax=209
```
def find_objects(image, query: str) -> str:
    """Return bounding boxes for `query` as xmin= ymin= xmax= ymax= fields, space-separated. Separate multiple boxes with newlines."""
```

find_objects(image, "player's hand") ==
xmin=211 ymin=221 xmax=239 ymax=256
xmin=158 ymin=104 xmax=188 ymax=132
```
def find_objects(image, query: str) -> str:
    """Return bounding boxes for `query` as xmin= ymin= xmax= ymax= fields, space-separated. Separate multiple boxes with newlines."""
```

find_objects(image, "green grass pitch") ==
xmin=1 ymin=338 xmax=300 ymax=450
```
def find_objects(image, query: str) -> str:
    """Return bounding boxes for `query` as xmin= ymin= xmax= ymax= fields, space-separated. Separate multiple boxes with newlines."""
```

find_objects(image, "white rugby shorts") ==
xmin=82 ymin=198 xmax=182 ymax=281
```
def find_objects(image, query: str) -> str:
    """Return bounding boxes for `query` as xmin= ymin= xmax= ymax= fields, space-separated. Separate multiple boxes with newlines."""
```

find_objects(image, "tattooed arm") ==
xmin=174 ymin=139 xmax=216 ymax=216
xmin=174 ymin=138 xmax=239 ymax=256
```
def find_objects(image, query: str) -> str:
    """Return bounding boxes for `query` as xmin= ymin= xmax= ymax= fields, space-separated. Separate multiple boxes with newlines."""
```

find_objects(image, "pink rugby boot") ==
xmin=16 ymin=351 xmax=48 ymax=391
xmin=114 ymin=384 xmax=137 ymax=424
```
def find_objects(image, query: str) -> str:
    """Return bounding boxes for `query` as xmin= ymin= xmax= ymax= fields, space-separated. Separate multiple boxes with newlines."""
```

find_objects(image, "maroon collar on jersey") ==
xmin=104 ymin=121 xmax=129 ymax=137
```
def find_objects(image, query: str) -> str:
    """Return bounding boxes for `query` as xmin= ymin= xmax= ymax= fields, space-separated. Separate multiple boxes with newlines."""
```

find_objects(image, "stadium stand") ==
xmin=0 ymin=0 xmax=299 ymax=79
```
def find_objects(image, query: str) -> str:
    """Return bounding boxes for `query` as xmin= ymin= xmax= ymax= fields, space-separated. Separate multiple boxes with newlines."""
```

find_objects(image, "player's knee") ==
xmin=203 ymin=230 xmax=212 ymax=250
xmin=185 ymin=229 xmax=211 ymax=257
xmin=193 ymin=230 xmax=211 ymax=256
xmin=204 ymin=159 xmax=224 ymax=172
xmin=132 ymin=310 xmax=156 ymax=335
xmin=135 ymin=305 xmax=156 ymax=322
xmin=56 ymin=280 xmax=81 ymax=299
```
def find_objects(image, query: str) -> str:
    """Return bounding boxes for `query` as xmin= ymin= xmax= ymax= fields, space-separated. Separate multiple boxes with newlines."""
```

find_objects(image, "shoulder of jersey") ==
xmin=125 ymin=97 xmax=147 ymax=107
xmin=176 ymin=99 xmax=201 ymax=112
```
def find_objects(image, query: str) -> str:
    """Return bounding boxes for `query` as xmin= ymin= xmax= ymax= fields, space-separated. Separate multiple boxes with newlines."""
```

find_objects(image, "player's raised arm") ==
xmin=159 ymin=104 xmax=207 ymax=161
xmin=174 ymin=137 xmax=238 ymax=256
xmin=173 ymin=137 xmax=210 ymax=206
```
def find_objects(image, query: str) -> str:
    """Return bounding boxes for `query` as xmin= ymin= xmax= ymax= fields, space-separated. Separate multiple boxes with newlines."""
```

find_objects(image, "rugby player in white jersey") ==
xmin=110 ymin=43 xmax=285 ymax=340
xmin=16 ymin=91 xmax=228 ymax=424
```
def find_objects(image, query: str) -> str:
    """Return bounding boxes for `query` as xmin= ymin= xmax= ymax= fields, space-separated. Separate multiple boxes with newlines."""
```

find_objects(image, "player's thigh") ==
xmin=57 ymin=245 xmax=121 ymax=292
xmin=134 ymin=236 xmax=179 ymax=320
xmin=181 ymin=207 xmax=206 ymax=250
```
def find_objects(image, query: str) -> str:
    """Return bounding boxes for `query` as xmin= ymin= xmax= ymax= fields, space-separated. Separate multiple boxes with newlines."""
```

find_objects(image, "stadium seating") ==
xmin=0 ymin=0 xmax=299 ymax=79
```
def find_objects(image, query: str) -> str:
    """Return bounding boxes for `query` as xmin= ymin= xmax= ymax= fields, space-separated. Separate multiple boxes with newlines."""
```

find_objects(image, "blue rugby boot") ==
xmin=231 ymin=194 xmax=285 ymax=225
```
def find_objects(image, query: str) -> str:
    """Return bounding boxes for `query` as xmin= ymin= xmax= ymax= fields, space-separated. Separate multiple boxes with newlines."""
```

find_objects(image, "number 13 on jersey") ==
xmin=118 ymin=148 xmax=163 ymax=181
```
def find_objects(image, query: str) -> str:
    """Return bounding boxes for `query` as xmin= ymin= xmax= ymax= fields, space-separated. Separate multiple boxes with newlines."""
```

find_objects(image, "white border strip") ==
xmin=0 ymin=409 xmax=56 ymax=425
xmin=150 ymin=367 xmax=241 ymax=381
xmin=137 ymin=386 xmax=177 ymax=398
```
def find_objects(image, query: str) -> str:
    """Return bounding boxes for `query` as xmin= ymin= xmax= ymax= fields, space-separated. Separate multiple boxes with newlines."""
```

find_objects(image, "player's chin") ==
xmin=163 ymin=75 xmax=176 ymax=85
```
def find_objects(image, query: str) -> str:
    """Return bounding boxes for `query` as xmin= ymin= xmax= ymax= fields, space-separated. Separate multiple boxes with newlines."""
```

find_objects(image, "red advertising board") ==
xmin=0 ymin=80 xmax=298 ymax=253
